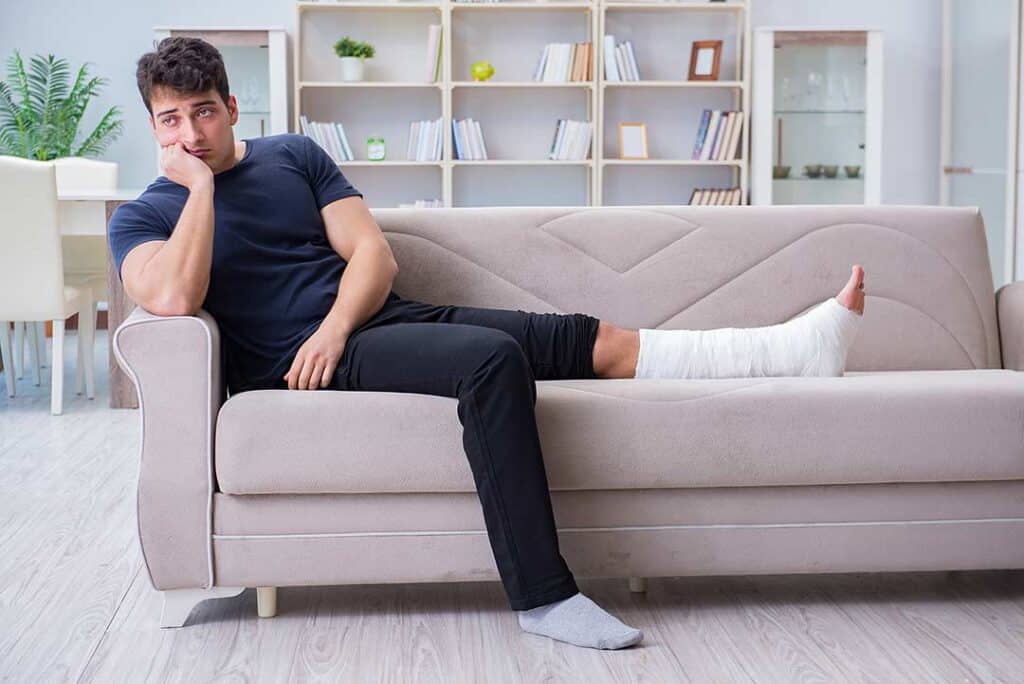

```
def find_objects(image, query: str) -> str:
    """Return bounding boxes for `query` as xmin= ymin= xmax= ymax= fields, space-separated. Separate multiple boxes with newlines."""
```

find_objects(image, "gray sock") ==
xmin=517 ymin=591 xmax=644 ymax=650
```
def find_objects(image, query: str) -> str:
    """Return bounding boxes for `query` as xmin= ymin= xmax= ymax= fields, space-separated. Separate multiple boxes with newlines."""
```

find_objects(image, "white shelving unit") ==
xmin=294 ymin=0 xmax=750 ymax=208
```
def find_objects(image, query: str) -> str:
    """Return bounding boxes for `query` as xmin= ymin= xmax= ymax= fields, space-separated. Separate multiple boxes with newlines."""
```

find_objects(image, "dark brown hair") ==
xmin=135 ymin=37 xmax=230 ymax=115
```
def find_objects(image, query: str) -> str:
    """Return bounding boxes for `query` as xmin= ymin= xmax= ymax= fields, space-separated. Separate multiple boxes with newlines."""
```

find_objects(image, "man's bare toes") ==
xmin=836 ymin=265 xmax=864 ymax=313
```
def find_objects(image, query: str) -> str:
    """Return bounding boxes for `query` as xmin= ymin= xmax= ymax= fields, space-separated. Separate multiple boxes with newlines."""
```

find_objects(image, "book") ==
xmin=453 ymin=118 xmax=488 ymax=160
xmin=571 ymin=43 xmax=583 ymax=82
xmin=717 ymin=113 xmax=734 ymax=161
xmin=407 ymin=121 xmax=419 ymax=160
xmin=691 ymin=110 xmax=711 ymax=159
xmin=533 ymin=44 xmax=550 ymax=81
xmin=615 ymin=44 xmax=630 ymax=82
xmin=425 ymin=24 xmax=443 ymax=82
xmin=434 ymin=116 xmax=443 ymax=160
xmin=603 ymin=35 xmax=620 ymax=81
xmin=548 ymin=119 xmax=592 ymax=160
xmin=560 ymin=120 xmax=573 ymax=160
xmin=473 ymin=119 xmax=488 ymax=159
xmin=533 ymin=43 xmax=592 ymax=83
xmin=623 ymin=40 xmax=640 ymax=81
xmin=551 ymin=119 xmax=566 ymax=160
xmin=336 ymin=122 xmax=354 ymax=160
xmin=689 ymin=186 xmax=742 ymax=205
xmin=323 ymin=122 xmax=343 ymax=161
xmin=699 ymin=110 xmax=721 ymax=161
xmin=451 ymin=119 xmax=463 ymax=159
xmin=689 ymin=110 xmax=744 ymax=162
xmin=575 ymin=121 xmax=593 ymax=159
xmin=415 ymin=119 xmax=429 ymax=161
xmin=711 ymin=111 xmax=733 ymax=160
xmin=542 ymin=44 xmax=557 ymax=81
xmin=726 ymin=115 xmax=744 ymax=161
xmin=462 ymin=119 xmax=476 ymax=159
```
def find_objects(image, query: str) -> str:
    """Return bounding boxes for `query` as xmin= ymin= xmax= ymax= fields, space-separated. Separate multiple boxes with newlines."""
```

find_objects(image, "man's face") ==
xmin=148 ymin=87 xmax=239 ymax=174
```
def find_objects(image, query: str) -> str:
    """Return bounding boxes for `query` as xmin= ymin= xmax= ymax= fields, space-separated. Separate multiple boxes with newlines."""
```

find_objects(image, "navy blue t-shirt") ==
xmin=108 ymin=132 xmax=384 ymax=394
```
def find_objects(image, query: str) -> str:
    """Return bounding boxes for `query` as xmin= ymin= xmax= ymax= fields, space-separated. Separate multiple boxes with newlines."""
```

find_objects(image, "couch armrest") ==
xmin=996 ymin=281 xmax=1024 ymax=371
xmin=112 ymin=306 xmax=224 ymax=590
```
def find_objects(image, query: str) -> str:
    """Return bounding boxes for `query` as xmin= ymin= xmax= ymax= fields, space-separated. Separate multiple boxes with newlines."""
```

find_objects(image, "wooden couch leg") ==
xmin=257 ymin=586 xmax=278 ymax=618
xmin=160 ymin=586 xmax=245 ymax=628
xmin=628 ymin=577 xmax=647 ymax=593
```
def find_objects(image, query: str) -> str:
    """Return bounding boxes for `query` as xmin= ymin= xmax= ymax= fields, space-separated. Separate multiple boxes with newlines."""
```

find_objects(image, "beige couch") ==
xmin=111 ymin=204 xmax=1024 ymax=628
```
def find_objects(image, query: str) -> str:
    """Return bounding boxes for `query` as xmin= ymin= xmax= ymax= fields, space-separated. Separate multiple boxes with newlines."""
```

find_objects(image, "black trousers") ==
xmin=322 ymin=292 xmax=601 ymax=610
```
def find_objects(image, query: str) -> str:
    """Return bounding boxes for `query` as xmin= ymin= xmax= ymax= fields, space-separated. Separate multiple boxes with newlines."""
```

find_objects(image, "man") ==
xmin=110 ymin=37 xmax=866 ymax=652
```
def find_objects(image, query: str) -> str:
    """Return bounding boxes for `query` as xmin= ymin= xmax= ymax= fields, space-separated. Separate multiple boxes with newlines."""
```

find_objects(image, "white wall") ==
xmin=0 ymin=0 xmax=941 ymax=204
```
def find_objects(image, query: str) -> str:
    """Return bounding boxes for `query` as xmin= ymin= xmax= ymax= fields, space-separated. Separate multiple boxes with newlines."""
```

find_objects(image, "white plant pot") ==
xmin=340 ymin=57 xmax=365 ymax=82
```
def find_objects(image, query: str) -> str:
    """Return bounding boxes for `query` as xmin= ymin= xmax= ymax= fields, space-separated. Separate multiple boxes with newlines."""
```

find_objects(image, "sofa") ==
xmin=111 ymin=204 xmax=1024 ymax=628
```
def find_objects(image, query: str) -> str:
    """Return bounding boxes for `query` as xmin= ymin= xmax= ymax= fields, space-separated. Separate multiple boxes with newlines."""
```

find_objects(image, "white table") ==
xmin=58 ymin=190 xmax=146 ymax=408
xmin=59 ymin=189 xmax=146 ymax=235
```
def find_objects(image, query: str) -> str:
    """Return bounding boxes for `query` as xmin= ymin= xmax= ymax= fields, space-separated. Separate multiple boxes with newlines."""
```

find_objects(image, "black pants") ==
xmin=326 ymin=292 xmax=601 ymax=610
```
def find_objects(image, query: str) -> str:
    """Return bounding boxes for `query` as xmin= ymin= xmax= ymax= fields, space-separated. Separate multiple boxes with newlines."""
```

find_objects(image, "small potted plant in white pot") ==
xmin=334 ymin=37 xmax=375 ymax=82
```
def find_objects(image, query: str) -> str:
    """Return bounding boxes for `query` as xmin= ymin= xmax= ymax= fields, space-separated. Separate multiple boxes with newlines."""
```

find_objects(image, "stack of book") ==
xmin=398 ymin=199 xmax=444 ymax=208
xmin=452 ymin=118 xmax=489 ymax=160
xmin=549 ymin=119 xmax=593 ymax=160
xmin=688 ymin=187 xmax=742 ymax=205
xmin=532 ymin=42 xmax=593 ymax=82
xmin=692 ymin=109 xmax=744 ymax=161
xmin=425 ymin=24 xmax=442 ymax=82
xmin=407 ymin=117 xmax=444 ymax=161
xmin=602 ymin=35 xmax=640 ymax=81
xmin=299 ymin=115 xmax=353 ymax=162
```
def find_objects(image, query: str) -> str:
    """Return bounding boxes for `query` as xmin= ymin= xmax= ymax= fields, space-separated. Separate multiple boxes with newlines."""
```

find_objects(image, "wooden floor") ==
xmin=3 ymin=331 xmax=1024 ymax=683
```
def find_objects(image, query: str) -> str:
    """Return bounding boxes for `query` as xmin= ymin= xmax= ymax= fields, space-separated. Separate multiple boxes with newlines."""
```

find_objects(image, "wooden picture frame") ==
xmin=618 ymin=122 xmax=648 ymax=159
xmin=688 ymin=40 xmax=722 ymax=81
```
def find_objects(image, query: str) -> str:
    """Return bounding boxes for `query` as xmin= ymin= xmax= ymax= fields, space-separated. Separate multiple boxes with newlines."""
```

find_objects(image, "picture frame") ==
xmin=688 ymin=40 xmax=722 ymax=81
xmin=618 ymin=122 xmax=648 ymax=159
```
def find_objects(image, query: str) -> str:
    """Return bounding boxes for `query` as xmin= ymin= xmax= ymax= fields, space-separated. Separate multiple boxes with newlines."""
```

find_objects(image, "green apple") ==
xmin=471 ymin=61 xmax=495 ymax=81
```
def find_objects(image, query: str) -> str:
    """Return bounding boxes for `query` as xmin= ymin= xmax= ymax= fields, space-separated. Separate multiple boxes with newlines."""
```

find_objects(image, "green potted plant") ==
xmin=0 ymin=50 xmax=124 ymax=160
xmin=333 ymin=37 xmax=375 ymax=82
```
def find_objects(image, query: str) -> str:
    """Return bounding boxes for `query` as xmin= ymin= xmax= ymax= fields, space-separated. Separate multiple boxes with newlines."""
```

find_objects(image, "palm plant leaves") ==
xmin=0 ymin=50 xmax=123 ymax=160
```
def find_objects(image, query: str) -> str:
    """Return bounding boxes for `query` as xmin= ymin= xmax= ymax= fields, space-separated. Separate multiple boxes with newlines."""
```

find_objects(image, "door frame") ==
xmin=940 ymin=0 xmax=1020 ymax=284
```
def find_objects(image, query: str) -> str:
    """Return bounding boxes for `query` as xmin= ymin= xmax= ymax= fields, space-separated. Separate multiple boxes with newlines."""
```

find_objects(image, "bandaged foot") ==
xmin=634 ymin=265 xmax=866 ymax=379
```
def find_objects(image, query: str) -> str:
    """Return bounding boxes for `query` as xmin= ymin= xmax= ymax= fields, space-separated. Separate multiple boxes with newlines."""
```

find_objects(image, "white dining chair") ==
xmin=10 ymin=156 xmax=115 ymax=392
xmin=0 ymin=156 xmax=96 ymax=414
xmin=55 ymin=156 xmax=116 ymax=395
xmin=10 ymin=319 xmax=44 ymax=384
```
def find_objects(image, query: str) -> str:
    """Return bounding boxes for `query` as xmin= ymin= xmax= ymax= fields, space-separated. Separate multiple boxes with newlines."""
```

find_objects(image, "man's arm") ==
xmin=317 ymin=195 xmax=399 ymax=337
xmin=121 ymin=143 xmax=215 ymax=316
xmin=121 ymin=180 xmax=214 ymax=317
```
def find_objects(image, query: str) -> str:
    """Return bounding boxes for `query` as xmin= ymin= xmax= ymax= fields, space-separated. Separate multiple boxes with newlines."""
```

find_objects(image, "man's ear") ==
xmin=227 ymin=95 xmax=239 ymax=126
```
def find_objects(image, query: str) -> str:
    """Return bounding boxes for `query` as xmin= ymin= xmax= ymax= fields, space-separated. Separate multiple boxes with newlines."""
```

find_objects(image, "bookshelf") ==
xmin=598 ymin=0 xmax=750 ymax=205
xmin=294 ymin=0 xmax=751 ymax=208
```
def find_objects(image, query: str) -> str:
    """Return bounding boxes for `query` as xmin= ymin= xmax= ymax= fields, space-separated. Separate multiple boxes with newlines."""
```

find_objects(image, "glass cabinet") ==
xmin=751 ymin=28 xmax=883 ymax=205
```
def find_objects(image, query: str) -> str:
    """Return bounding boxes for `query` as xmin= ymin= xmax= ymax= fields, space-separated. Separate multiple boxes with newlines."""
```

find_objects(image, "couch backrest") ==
xmin=370 ymin=204 xmax=1001 ymax=371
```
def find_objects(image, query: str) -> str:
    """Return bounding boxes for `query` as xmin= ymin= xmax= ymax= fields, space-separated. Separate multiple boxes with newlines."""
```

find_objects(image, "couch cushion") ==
xmin=214 ymin=369 xmax=1024 ymax=495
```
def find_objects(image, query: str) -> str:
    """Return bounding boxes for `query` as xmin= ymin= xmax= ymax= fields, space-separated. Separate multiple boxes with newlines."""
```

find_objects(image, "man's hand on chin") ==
xmin=283 ymin=319 xmax=350 ymax=390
